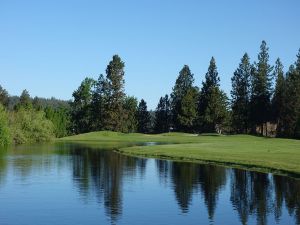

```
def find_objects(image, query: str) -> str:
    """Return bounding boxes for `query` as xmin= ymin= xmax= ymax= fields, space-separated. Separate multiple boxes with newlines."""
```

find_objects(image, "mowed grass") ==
xmin=60 ymin=131 xmax=300 ymax=177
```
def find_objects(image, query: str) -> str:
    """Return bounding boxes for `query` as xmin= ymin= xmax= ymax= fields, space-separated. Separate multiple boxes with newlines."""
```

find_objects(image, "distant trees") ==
xmin=271 ymin=58 xmax=285 ymax=135
xmin=0 ymin=86 xmax=9 ymax=108
xmin=279 ymin=51 xmax=300 ymax=138
xmin=154 ymin=95 xmax=171 ymax=133
xmin=137 ymin=99 xmax=151 ymax=133
xmin=0 ymin=104 xmax=10 ymax=147
xmin=1 ymin=41 xmax=300 ymax=145
xmin=123 ymin=96 xmax=138 ymax=133
xmin=70 ymin=55 xmax=149 ymax=134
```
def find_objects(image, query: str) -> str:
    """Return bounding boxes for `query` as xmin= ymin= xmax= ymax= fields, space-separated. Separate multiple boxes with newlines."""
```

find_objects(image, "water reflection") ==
xmin=0 ymin=143 xmax=299 ymax=225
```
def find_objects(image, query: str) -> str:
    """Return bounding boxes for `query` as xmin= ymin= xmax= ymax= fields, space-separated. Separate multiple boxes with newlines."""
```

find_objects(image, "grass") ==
xmin=60 ymin=131 xmax=300 ymax=177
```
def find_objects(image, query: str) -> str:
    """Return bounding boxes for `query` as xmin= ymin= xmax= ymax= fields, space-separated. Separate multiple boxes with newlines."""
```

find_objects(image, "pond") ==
xmin=0 ymin=142 xmax=299 ymax=225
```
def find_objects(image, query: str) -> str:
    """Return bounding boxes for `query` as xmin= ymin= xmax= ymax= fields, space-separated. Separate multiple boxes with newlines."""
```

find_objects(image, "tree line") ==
xmin=70 ymin=41 xmax=300 ymax=139
xmin=1 ymin=40 xmax=300 ymax=146
xmin=0 ymin=88 xmax=71 ymax=146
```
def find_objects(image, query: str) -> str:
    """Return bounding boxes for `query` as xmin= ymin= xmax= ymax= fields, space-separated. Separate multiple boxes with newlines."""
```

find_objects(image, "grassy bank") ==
xmin=60 ymin=131 xmax=300 ymax=177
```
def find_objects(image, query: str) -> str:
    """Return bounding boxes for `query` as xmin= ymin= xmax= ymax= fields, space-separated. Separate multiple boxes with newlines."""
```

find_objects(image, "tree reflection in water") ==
xmin=1 ymin=143 xmax=300 ymax=225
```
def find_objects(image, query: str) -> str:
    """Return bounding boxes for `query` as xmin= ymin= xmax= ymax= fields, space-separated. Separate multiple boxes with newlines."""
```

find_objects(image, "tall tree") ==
xmin=91 ymin=74 xmax=108 ymax=131
xmin=154 ymin=94 xmax=171 ymax=133
xmin=250 ymin=41 xmax=273 ymax=136
xmin=198 ymin=57 xmax=228 ymax=133
xmin=271 ymin=58 xmax=286 ymax=136
xmin=102 ymin=55 xmax=126 ymax=131
xmin=71 ymin=77 xmax=95 ymax=134
xmin=137 ymin=99 xmax=151 ymax=133
xmin=171 ymin=65 xmax=197 ymax=131
xmin=177 ymin=88 xmax=198 ymax=132
xmin=231 ymin=53 xmax=251 ymax=133
xmin=123 ymin=96 xmax=138 ymax=133
xmin=281 ymin=50 xmax=300 ymax=138
xmin=0 ymin=86 xmax=9 ymax=108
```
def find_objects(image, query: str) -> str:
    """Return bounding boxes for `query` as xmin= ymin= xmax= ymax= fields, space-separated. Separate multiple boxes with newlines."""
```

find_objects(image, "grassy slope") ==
xmin=60 ymin=131 xmax=300 ymax=176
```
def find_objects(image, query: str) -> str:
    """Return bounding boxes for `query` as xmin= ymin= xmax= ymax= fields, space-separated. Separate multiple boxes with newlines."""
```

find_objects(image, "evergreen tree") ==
xmin=71 ymin=77 xmax=95 ymax=134
xmin=91 ymin=74 xmax=108 ymax=131
xmin=0 ymin=86 xmax=9 ymax=108
xmin=250 ymin=41 xmax=273 ymax=135
xmin=137 ymin=99 xmax=151 ymax=133
xmin=16 ymin=89 xmax=32 ymax=110
xmin=177 ymin=88 xmax=198 ymax=132
xmin=281 ymin=50 xmax=300 ymax=138
xmin=123 ymin=96 xmax=138 ymax=133
xmin=171 ymin=65 xmax=197 ymax=131
xmin=231 ymin=53 xmax=251 ymax=133
xmin=271 ymin=58 xmax=286 ymax=136
xmin=154 ymin=95 xmax=171 ymax=133
xmin=102 ymin=55 xmax=126 ymax=131
xmin=198 ymin=57 xmax=228 ymax=133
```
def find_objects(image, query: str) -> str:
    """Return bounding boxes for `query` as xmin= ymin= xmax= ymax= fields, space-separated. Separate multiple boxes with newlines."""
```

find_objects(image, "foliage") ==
xmin=250 ymin=41 xmax=273 ymax=134
xmin=231 ymin=53 xmax=251 ymax=133
xmin=198 ymin=57 xmax=228 ymax=133
xmin=177 ymin=88 xmax=198 ymax=132
xmin=10 ymin=108 xmax=54 ymax=144
xmin=0 ymin=86 xmax=9 ymax=108
xmin=271 ymin=58 xmax=286 ymax=135
xmin=15 ymin=89 xmax=32 ymax=110
xmin=171 ymin=65 xmax=197 ymax=131
xmin=154 ymin=95 xmax=171 ymax=133
xmin=280 ymin=52 xmax=300 ymax=138
xmin=45 ymin=106 xmax=70 ymax=137
xmin=122 ymin=96 xmax=138 ymax=133
xmin=71 ymin=77 xmax=95 ymax=134
xmin=102 ymin=55 xmax=126 ymax=131
xmin=137 ymin=99 xmax=151 ymax=133
xmin=0 ymin=104 xmax=10 ymax=147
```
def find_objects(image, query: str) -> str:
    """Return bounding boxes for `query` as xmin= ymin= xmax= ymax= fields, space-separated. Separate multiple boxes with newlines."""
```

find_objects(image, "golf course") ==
xmin=61 ymin=131 xmax=300 ymax=177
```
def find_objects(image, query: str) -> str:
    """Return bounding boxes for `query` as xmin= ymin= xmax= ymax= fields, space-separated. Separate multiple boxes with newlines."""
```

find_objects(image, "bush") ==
xmin=10 ymin=108 xmax=55 ymax=144
xmin=0 ymin=104 xmax=10 ymax=147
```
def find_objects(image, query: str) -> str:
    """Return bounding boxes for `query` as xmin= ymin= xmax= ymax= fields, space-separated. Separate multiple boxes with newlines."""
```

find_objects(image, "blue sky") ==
xmin=1 ymin=0 xmax=300 ymax=109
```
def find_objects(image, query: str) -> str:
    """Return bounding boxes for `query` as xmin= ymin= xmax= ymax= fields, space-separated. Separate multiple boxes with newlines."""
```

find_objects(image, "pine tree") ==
xmin=250 ymin=41 xmax=273 ymax=136
xmin=154 ymin=94 xmax=171 ymax=133
xmin=123 ymin=96 xmax=138 ymax=133
xmin=281 ymin=50 xmax=300 ymax=138
xmin=271 ymin=58 xmax=285 ymax=136
xmin=171 ymin=65 xmax=197 ymax=131
xmin=231 ymin=53 xmax=251 ymax=133
xmin=16 ymin=89 xmax=32 ymax=110
xmin=177 ymin=87 xmax=198 ymax=132
xmin=137 ymin=99 xmax=151 ymax=133
xmin=198 ymin=57 xmax=228 ymax=133
xmin=103 ymin=55 xmax=126 ymax=131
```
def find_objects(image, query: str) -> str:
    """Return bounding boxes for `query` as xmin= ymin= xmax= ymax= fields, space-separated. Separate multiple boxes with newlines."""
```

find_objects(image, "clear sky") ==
xmin=1 ymin=0 xmax=300 ymax=109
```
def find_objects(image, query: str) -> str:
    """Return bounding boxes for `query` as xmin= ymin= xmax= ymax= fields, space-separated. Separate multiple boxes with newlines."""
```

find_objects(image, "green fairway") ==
xmin=60 ymin=131 xmax=300 ymax=177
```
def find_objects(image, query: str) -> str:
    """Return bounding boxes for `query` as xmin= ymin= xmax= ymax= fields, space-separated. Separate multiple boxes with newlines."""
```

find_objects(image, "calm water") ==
xmin=0 ymin=142 xmax=299 ymax=225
